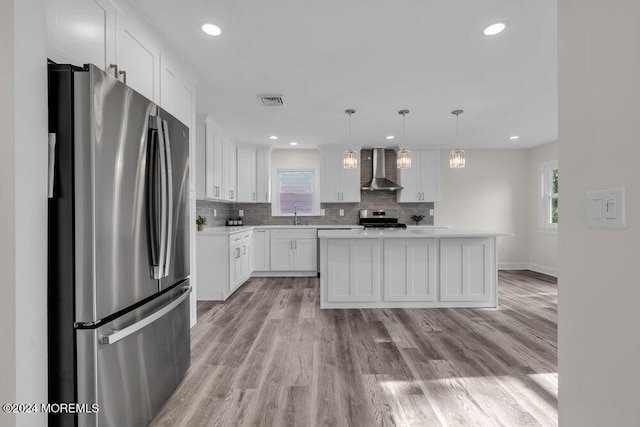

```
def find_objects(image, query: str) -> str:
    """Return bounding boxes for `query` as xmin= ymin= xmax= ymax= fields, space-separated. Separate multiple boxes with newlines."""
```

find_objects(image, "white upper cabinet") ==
xmin=47 ymin=0 xmax=116 ymax=71
xmin=196 ymin=117 xmax=233 ymax=201
xmin=321 ymin=149 xmax=361 ymax=203
xmin=223 ymin=141 xmax=237 ymax=201
xmin=397 ymin=150 xmax=440 ymax=203
xmin=211 ymin=134 xmax=224 ymax=200
xmin=236 ymin=147 xmax=257 ymax=202
xmin=256 ymin=150 xmax=271 ymax=203
xmin=195 ymin=118 xmax=206 ymax=199
xmin=115 ymin=12 xmax=160 ymax=102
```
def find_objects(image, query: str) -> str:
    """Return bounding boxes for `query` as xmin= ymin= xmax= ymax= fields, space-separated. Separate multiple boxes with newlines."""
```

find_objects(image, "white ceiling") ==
xmin=131 ymin=0 xmax=557 ymax=150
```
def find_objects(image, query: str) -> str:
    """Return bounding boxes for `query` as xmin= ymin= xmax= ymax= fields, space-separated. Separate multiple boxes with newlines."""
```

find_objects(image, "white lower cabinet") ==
xmin=269 ymin=229 xmax=317 ymax=272
xmin=326 ymin=240 xmax=380 ymax=303
xmin=197 ymin=230 xmax=253 ymax=300
xmin=253 ymin=229 xmax=270 ymax=271
xmin=439 ymin=238 xmax=492 ymax=302
xmin=383 ymin=239 xmax=438 ymax=302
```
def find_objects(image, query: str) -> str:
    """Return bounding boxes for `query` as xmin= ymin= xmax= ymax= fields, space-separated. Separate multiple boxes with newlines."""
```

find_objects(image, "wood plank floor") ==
xmin=150 ymin=271 xmax=557 ymax=426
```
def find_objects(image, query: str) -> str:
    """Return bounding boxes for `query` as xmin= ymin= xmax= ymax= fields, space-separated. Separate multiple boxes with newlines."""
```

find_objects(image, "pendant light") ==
xmin=343 ymin=109 xmax=358 ymax=169
xmin=397 ymin=109 xmax=412 ymax=169
xmin=450 ymin=109 xmax=466 ymax=169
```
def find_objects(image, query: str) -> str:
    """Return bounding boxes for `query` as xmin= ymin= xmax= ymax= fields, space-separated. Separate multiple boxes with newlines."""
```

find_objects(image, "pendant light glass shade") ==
xmin=397 ymin=148 xmax=412 ymax=169
xmin=449 ymin=149 xmax=465 ymax=168
xmin=397 ymin=109 xmax=412 ymax=169
xmin=343 ymin=109 xmax=358 ymax=169
xmin=450 ymin=109 xmax=466 ymax=169
xmin=343 ymin=149 xmax=358 ymax=169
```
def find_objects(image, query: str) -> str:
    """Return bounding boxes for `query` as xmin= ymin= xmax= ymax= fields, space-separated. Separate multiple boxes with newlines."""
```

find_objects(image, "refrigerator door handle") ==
xmin=156 ymin=117 xmax=169 ymax=278
xmin=100 ymin=286 xmax=192 ymax=345
xmin=161 ymin=120 xmax=173 ymax=278
xmin=147 ymin=120 xmax=162 ymax=279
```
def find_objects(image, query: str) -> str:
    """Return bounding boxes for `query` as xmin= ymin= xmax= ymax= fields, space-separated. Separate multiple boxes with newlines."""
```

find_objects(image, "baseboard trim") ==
xmin=498 ymin=262 xmax=558 ymax=278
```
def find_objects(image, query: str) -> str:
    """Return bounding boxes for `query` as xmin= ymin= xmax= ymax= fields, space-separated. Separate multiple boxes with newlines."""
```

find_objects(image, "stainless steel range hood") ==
xmin=361 ymin=148 xmax=403 ymax=191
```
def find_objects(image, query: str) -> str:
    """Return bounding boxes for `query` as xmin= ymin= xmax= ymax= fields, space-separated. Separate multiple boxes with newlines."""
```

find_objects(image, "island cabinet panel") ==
xmin=439 ymin=238 xmax=491 ymax=302
xmin=383 ymin=239 xmax=438 ymax=302
xmin=327 ymin=240 xmax=380 ymax=302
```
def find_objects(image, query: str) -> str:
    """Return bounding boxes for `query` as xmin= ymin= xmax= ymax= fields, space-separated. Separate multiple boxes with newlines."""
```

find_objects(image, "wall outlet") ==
xmin=239 ymin=209 xmax=244 ymax=217
xmin=339 ymin=209 xmax=344 ymax=217
xmin=320 ymin=209 xmax=326 ymax=216
xmin=214 ymin=209 xmax=217 ymax=217
xmin=429 ymin=208 xmax=434 ymax=216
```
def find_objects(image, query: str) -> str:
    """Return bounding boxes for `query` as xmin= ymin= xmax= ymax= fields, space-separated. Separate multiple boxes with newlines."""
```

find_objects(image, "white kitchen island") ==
xmin=318 ymin=229 xmax=508 ymax=309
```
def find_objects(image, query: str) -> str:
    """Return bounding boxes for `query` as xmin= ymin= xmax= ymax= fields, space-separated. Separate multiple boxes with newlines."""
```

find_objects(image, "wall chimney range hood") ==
xmin=362 ymin=148 xmax=403 ymax=191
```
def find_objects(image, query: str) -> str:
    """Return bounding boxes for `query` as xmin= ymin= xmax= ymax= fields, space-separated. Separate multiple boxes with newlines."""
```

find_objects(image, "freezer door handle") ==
xmin=161 ymin=120 xmax=174 ymax=278
xmin=100 ymin=286 xmax=191 ymax=345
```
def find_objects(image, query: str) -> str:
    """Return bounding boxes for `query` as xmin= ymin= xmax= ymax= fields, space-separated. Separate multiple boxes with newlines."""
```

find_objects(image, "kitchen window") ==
xmin=539 ymin=160 xmax=558 ymax=231
xmin=272 ymin=169 xmax=319 ymax=216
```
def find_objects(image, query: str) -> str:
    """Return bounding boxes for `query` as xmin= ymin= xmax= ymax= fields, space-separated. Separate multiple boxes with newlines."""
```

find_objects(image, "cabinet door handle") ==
xmin=265 ymin=192 xmax=268 ymax=201
xmin=108 ymin=64 xmax=119 ymax=78
xmin=295 ymin=240 xmax=297 ymax=249
xmin=252 ymin=192 xmax=256 ymax=201
xmin=118 ymin=70 xmax=127 ymax=84
xmin=235 ymin=247 xmax=240 ymax=258
xmin=243 ymin=245 xmax=246 ymax=255
xmin=290 ymin=241 xmax=293 ymax=250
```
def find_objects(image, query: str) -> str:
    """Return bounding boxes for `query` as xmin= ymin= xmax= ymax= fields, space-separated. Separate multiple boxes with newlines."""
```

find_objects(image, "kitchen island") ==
xmin=318 ymin=229 xmax=508 ymax=309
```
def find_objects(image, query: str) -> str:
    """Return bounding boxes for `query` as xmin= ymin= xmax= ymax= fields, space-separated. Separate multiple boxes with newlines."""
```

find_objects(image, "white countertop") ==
xmin=318 ymin=229 xmax=511 ymax=239
xmin=197 ymin=224 xmax=364 ymax=235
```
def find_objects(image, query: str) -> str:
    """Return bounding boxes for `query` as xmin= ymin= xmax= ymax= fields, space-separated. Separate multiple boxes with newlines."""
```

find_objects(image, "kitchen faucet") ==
xmin=293 ymin=204 xmax=298 ymax=226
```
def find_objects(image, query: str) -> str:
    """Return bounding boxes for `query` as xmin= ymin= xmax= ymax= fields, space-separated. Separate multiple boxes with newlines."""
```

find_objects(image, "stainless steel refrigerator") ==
xmin=48 ymin=63 xmax=191 ymax=427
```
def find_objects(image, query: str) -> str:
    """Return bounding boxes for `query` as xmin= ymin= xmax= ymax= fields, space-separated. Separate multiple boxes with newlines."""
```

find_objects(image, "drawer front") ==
xmin=229 ymin=230 xmax=253 ymax=246
xmin=270 ymin=228 xmax=317 ymax=239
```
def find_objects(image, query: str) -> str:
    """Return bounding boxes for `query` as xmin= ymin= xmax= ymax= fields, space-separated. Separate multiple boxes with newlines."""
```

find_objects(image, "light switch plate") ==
xmin=239 ymin=210 xmax=244 ymax=217
xmin=339 ymin=209 xmax=344 ymax=217
xmin=429 ymin=208 xmax=434 ymax=216
xmin=320 ymin=209 xmax=326 ymax=216
xmin=586 ymin=188 xmax=625 ymax=228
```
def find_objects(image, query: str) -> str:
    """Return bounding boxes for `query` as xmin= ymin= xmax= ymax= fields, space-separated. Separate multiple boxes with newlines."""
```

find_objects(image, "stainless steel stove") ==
xmin=359 ymin=209 xmax=407 ymax=229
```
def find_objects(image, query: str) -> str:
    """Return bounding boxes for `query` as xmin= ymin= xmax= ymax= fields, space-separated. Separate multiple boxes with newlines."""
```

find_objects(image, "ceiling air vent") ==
xmin=257 ymin=94 xmax=285 ymax=107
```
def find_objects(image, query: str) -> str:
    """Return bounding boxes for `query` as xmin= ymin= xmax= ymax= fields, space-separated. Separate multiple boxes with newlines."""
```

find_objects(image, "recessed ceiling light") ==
xmin=509 ymin=135 xmax=520 ymax=140
xmin=201 ymin=23 xmax=222 ymax=36
xmin=269 ymin=135 xmax=278 ymax=140
xmin=386 ymin=136 xmax=395 ymax=140
xmin=289 ymin=142 xmax=297 ymax=146
xmin=483 ymin=22 xmax=506 ymax=36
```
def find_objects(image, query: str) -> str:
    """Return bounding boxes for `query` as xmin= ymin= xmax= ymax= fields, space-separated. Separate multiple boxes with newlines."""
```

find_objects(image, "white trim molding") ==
xmin=498 ymin=262 xmax=558 ymax=278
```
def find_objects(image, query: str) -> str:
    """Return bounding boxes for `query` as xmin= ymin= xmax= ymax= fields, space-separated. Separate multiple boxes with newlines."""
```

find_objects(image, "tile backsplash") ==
xmin=197 ymin=149 xmax=434 ymax=228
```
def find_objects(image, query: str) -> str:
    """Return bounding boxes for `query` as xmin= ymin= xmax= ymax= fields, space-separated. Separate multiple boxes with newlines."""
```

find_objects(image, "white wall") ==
xmin=0 ymin=1 xmax=48 ymax=427
xmin=559 ymin=1 xmax=640 ymax=425
xmin=527 ymin=141 xmax=558 ymax=275
xmin=437 ymin=150 xmax=530 ymax=266
xmin=0 ymin=1 xmax=17 ymax=425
